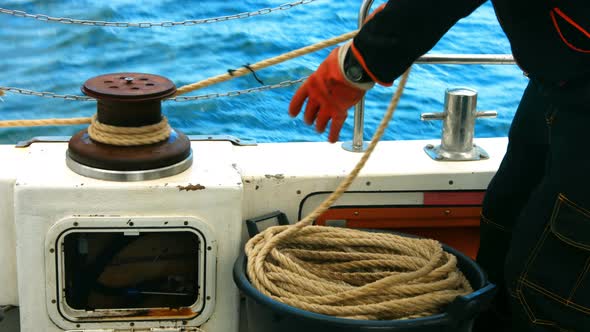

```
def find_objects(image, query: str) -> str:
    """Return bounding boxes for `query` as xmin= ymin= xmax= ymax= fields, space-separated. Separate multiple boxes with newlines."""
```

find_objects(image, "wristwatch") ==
xmin=343 ymin=49 xmax=373 ymax=84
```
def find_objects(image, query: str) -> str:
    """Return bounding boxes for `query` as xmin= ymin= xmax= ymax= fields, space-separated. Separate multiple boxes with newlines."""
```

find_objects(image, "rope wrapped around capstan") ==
xmin=88 ymin=114 xmax=171 ymax=146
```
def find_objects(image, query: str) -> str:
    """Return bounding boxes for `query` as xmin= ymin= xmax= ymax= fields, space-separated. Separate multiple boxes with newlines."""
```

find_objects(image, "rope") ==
xmin=0 ymin=117 xmax=90 ymax=128
xmin=175 ymin=30 xmax=357 ymax=95
xmin=245 ymin=69 xmax=473 ymax=320
xmin=0 ymin=30 xmax=358 ymax=128
xmin=87 ymin=114 xmax=171 ymax=146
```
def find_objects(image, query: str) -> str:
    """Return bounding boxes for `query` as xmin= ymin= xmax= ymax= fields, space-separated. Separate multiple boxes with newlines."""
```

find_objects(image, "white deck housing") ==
xmin=0 ymin=137 xmax=507 ymax=331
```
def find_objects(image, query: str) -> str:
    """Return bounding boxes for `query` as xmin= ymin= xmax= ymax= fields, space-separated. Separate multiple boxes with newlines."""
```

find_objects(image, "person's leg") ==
xmin=504 ymin=83 xmax=590 ymax=331
xmin=474 ymin=81 xmax=551 ymax=331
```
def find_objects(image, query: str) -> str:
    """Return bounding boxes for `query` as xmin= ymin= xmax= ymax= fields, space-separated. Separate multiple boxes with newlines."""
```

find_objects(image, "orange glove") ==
xmin=289 ymin=3 xmax=385 ymax=143
xmin=289 ymin=44 xmax=374 ymax=143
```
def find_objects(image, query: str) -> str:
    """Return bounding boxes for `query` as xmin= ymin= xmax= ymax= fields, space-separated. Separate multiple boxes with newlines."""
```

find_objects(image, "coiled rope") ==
xmin=0 ymin=30 xmax=358 ymax=129
xmin=88 ymin=114 xmax=171 ymax=146
xmin=245 ymin=69 xmax=473 ymax=320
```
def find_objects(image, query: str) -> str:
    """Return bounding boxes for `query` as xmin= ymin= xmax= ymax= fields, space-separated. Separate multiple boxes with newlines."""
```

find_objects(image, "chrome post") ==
xmin=342 ymin=0 xmax=374 ymax=152
xmin=421 ymin=88 xmax=497 ymax=161
xmin=416 ymin=54 xmax=516 ymax=65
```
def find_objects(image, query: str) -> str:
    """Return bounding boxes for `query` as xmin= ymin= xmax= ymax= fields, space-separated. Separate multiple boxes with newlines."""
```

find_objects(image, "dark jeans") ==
xmin=474 ymin=79 xmax=590 ymax=332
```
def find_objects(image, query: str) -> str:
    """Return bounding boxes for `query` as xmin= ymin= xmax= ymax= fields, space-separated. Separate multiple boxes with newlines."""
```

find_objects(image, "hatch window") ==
xmin=63 ymin=231 xmax=200 ymax=310
xmin=53 ymin=227 xmax=208 ymax=322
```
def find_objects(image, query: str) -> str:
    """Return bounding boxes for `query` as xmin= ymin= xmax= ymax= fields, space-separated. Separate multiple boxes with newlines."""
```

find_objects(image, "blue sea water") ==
xmin=0 ymin=0 xmax=528 ymax=144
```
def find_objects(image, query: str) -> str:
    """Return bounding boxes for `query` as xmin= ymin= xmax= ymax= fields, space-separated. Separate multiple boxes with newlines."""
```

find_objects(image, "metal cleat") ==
xmin=421 ymin=88 xmax=497 ymax=161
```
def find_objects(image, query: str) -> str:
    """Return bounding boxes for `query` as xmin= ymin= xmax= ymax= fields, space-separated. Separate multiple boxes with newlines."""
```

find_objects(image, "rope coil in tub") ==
xmin=245 ymin=69 xmax=473 ymax=320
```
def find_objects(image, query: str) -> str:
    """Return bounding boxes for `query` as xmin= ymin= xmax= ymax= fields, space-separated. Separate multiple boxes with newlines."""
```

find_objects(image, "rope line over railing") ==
xmin=0 ymin=0 xmax=320 ymax=28
xmin=174 ymin=30 xmax=357 ymax=95
xmin=0 ymin=30 xmax=357 ymax=127
xmin=0 ymin=117 xmax=92 ymax=128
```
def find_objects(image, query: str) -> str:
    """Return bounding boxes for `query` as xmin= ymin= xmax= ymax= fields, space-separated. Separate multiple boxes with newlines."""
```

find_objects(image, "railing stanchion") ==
xmin=342 ymin=0 xmax=374 ymax=152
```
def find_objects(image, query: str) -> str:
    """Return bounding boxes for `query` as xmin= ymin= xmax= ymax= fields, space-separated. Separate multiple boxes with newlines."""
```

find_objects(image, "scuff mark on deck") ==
xmin=177 ymin=184 xmax=206 ymax=191
xmin=265 ymin=174 xmax=285 ymax=180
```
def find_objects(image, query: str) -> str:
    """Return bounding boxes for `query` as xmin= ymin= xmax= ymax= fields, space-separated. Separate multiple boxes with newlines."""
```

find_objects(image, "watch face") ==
xmin=346 ymin=65 xmax=364 ymax=82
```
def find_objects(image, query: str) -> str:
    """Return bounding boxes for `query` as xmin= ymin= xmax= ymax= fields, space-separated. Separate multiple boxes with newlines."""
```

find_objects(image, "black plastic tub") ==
xmin=234 ymin=230 xmax=496 ymax=332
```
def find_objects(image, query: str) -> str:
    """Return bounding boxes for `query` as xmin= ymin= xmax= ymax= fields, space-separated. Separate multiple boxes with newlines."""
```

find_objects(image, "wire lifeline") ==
xmin=0 ymin=30 xmax=358 ymax=127
xmin=0 ymin=78 xmax=307 ymax=102
xmin=0 ymin=0 xmax=320 ymax=28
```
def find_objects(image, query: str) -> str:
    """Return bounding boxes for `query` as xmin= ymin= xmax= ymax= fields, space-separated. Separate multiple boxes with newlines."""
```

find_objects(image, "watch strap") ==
xmin=337 ymin=42 xmax=375 ymax=91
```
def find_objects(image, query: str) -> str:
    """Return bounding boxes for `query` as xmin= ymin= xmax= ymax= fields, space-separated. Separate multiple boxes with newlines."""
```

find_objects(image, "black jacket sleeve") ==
xmin=353 ymin=0 xmax=487 ymax=84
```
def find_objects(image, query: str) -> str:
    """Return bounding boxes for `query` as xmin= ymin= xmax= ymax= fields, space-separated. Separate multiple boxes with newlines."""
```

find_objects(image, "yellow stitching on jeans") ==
xmin=516 ymin=224 xmax=551 ymax=325
xmin=521 ymin=278 xmax=571 ymax=306
xmin=545 ymin=105 xmax=558 ymax=125
xmin=521 ymin=278 xmax=590 ymax=314
xmin=559 ymin=193 xmax=590 ymax=218
xmin=516 ymin=289 xmax=538 ymax=323
xmin=517 ymin=288 xmax=556 ymax=325
xmin=553 ymin=231 xmax=590 ymax=251
xmin=550 ymin=193 xmax=590 ymax=251
xmin=518 ymin=285 xmax=582 ymax=330
xmin=514 ymin=195 xmax=590 ymax=328
xmin=480 ymin=213 xmax=510 ymax=232
xmin=508 ymin=288 xmax=519 ymax=298
xmin=519 ymin=197 xmax=562 ymax=280
xmin=521 ymin=224 xmax=552 ymax=280
xmin=569 ymin=302 xmax=590 ymax=317
xmin=568 ymin=256 xmax=590 ymax=302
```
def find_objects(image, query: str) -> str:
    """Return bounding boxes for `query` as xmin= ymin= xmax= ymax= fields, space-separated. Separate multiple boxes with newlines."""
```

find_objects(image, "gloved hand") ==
xmin=289 ymin=43 xmax=374 ymax=143
xmin=289 ymin=3 xmax=386 ymax=143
